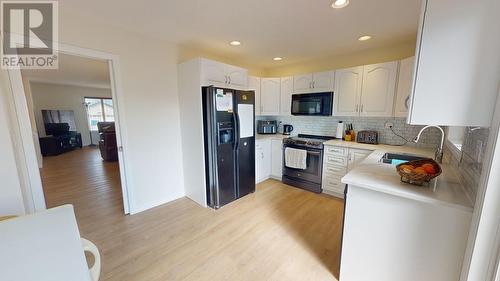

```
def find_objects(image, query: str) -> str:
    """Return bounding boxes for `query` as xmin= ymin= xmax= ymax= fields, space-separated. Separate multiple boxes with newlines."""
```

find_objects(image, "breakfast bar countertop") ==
xmin=341 ymin=149 xmax=473 ymax=212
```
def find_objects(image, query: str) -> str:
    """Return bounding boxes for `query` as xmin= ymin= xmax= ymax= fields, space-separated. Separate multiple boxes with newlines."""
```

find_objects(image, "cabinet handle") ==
xmin=228 ymin=76 xmax=231 ymax=84
xmin=360 ymin=104 xmax=364 ymax=112
xmin=312 ymin=81 xmax=315 ymax=88
xmin=225 ymin=76 xmax=228 ymax=84
xmin=404 ymin=96 xmax=410 ymax=110
xmin=355 ymin=104 xmax=358 ymax=112
xmin=309 ymin=81 xmax=313 ymax=89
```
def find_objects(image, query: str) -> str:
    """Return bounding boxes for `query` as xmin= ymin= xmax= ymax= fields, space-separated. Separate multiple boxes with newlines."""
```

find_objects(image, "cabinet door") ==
xmin=255 ymin=140 xmax=271 ymax=183
xmin=248 ymin=76 xmax=261 ymax=116
xmin=261 ymin=78 xmax=281 ymax=115
xmin=271 ymin=139 xmax=283 ymax=178
xmin=226 ymin=65 xmax=248 ymax=88
xmin=409 ymin=0 xmax=500 ymax=127
xmin=201 ymin=59 xmax=227 ymax=85
xmin=347 ymin=149 xmax=371 ymax=172
xmin=293 ymin=74 xmax=313 ymax=93
xmin=255 ymin=146 xmax=263 ymax=183
xmin=360 ymin=61 xmax=398 ymax=117
xmin=333 ymin=66 xmax=363 ymax=116
xmin=280 ymin=77 xmax=293 ymax=116
xmin=312 ymin=71 xmax=334 ymax=92
xmin=394 ymin=57 xmax=415 ymax=118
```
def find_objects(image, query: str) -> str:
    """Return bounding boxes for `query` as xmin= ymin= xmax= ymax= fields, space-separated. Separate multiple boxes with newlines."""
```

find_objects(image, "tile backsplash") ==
xmin=257 ymin=115 xmax=443 ymax=148
xmin=444 ymin=127 xmax=490 ymax=204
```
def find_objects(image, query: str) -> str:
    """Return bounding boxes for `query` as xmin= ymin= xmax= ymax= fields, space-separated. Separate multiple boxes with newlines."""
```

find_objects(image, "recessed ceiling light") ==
xmin=358 ymin=35 xmax=372 ymax=41
xmin=229 ymin=41 xmax=241 ymax=46
xmin=273 ymin=57 xmax=283 ymax=61
xmin=331 ymin=0 xmax=350 ymax=8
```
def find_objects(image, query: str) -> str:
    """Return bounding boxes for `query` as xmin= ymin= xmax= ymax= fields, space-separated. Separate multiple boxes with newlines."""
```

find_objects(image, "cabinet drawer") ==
xmin=322 ymin=176 xmax=345 ymax=193
xmin=323 ymin=164 xmax=347 ymax=176
xmin=325 ymin=146 xmax=348 ymax=156
xmin=324 ymin=154 xmax=348 ymax=166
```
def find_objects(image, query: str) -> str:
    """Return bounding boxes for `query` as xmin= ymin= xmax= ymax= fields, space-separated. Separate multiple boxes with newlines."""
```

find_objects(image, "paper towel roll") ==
xmin=336 ymin=121 xmax=344 ymax=139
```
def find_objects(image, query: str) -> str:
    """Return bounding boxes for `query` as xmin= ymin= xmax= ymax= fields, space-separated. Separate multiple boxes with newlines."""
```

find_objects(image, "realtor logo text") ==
xmin=1 ymin=1 xmax=58 ymax=69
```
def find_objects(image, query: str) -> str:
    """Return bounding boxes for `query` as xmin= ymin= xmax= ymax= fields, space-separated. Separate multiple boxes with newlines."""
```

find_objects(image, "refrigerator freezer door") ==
xmin=203 ymin=86 xmax=237 ymax=208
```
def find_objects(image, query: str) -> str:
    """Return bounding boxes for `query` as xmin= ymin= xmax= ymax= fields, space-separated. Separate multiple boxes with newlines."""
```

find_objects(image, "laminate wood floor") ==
xmin=41 ymin=147 xmax=344 ymax=281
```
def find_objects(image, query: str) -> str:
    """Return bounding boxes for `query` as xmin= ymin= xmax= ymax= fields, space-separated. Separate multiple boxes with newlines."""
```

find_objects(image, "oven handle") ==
xmin=307 ymin=151 xmax=321 ymax=156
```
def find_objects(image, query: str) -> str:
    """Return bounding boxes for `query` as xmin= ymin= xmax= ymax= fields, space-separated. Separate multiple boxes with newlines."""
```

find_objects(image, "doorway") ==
xmin=7 ymin=45 xmax=131 ymax=215
xmin=20 ymin=53 xmax=126 ymax=219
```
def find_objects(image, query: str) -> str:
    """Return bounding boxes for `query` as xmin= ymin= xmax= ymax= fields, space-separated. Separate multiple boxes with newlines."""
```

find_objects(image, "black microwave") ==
xmin=291 ymin=92 xmax=333 ymax=116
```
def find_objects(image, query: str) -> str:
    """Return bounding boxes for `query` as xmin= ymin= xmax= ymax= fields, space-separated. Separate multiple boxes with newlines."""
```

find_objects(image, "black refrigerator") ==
xmin=202 ymin=86 xmax=255 ymax=209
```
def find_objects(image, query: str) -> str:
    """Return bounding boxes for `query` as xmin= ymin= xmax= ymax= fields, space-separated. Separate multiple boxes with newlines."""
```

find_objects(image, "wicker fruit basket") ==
xmin=396 ymin=159 xmax=442 ymax=186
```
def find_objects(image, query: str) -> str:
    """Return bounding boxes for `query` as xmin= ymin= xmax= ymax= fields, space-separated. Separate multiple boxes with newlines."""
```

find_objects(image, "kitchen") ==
xmin=177 ymin=0 xmax=499 ymax=279
xmin=1 ymin=0 xmax=499 ymax=280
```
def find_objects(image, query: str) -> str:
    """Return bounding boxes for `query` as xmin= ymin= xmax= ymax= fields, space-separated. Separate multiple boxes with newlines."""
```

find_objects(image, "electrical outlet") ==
xmin=384 ymin=121 xmax=394 ymax=129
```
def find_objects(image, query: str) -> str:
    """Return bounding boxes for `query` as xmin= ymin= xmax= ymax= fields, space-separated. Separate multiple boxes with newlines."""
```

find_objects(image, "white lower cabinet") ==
xmin=255 ymin=139 xmax=271 ymax=184
xmin=256 ymin=138 xmax=283 ymax=183
xmin=271 ymin=139 xmax=283 ymax=179
xmin=322 ymin=145 xmax=371 ymax=197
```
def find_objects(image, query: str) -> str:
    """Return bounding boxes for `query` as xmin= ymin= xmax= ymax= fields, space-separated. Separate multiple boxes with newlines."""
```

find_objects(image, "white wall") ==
xmin=0 ymin=69 xmax=27 ymax=216
xmin=30 ymin=82 xmax=112 ymax=146
xmin=2 ymin=7 xmax=186 ymax=214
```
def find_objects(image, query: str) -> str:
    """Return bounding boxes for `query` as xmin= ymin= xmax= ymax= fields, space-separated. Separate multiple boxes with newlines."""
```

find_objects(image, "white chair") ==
xmin=0 ymin=205 xmax=101 ymax=281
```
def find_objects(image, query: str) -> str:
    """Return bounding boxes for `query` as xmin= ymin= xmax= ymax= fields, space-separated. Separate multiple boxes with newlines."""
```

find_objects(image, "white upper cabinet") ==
xmin=280 ymin=77 xmax=293 ymax=116
xmin=333 ymin=62 xmax=397 ymax=117
xmin=334 ymin=66 xmax=364 ymax=116
xmin=409 ymin=0 xmax=500 ymax=126
xmin=200 ymin=58 xmax=248 ymax=89
xmin=260 ymin=78 xmax=281 ymax=115
xmin=293 ymin=74 xmax=313 ymax=93
xmin=201 ymin=59 xmax=227 ymax=85
xmin=226 ymin=66 xmax=248 ymax=87
xmin=293 ymin=71 xmax=334 ymax=93
xmin=394 ymin=57 xmax=415 ymax=118
xmin=312 ymin=71 xmax=335 ymax=92
xmin=248 ymin=76 xmax=261 ymax=116
xmin=360 ymin=61 xmax=398 ymax=117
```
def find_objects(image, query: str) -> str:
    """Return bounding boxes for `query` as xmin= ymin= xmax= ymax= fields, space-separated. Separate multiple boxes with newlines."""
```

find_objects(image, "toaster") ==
xmin=357 ymin=130 xmax=378 ymax=144
xmin=257 ymin=120 xmax=277 ymax=134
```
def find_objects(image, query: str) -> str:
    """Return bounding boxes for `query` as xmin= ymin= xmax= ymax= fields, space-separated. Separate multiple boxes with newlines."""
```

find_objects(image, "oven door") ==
xmin=282 ymin=145 xmax=323 ymax=184
xmin=291 ymin=92 xmax=333 ymax=116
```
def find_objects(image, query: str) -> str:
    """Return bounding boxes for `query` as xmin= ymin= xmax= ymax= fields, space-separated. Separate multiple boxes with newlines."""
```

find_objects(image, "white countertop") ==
xmin=341 ymin=149 xmax=473 ymax=212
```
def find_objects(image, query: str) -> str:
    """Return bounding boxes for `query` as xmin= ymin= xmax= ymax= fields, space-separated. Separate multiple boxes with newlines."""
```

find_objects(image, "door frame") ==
xmin=6 ymin=36 xmax=132 ymax=214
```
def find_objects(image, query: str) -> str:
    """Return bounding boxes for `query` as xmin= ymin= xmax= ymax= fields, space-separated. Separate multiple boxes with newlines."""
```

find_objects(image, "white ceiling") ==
xmin=22 ymin=53 xmax=111 ymax=88
xmin=60 ymin=0 xmax=422 ymax=69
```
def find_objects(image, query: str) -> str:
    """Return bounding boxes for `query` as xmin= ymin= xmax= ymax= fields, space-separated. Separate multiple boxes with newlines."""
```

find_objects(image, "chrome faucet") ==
xmin=413 ymin=125 xmax=445 ymax=163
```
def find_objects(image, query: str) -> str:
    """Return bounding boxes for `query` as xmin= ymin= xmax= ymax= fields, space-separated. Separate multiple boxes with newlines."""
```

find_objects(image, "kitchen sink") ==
xmin=380 ymin=152 xmax=429 ymax=165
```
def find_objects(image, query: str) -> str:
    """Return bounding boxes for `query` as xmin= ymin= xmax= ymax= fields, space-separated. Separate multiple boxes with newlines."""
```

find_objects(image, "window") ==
xmin=84 ymin=98 xmax=114 ymax=131
xmin=447 ymin=126 xmax=465 ymax=151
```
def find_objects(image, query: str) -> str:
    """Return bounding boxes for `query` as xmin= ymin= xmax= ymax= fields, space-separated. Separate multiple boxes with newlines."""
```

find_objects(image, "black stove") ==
xmin=283 ymin=134 xmax=337 ymax=149
xmin=282 ymin=134 xmax=337 ymax=193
